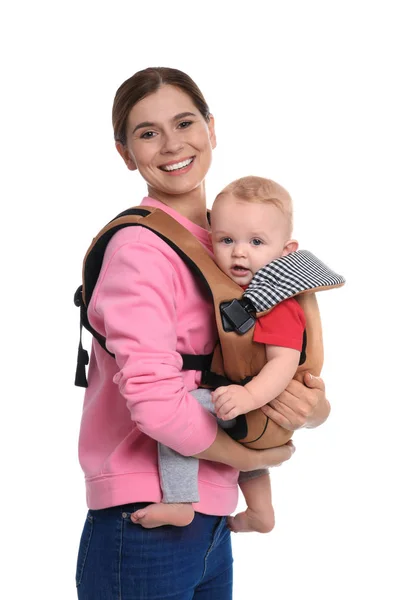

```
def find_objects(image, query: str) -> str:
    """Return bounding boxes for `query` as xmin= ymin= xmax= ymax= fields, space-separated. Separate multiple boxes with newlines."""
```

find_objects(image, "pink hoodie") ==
xmin=78 ymin=197 xmax=239 ymax=513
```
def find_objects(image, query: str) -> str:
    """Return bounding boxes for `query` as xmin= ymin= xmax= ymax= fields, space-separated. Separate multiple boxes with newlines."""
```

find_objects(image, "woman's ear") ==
xmin=115 ymin=142 xmax=138 ymax=171
xmin=282 ymin=239 xmax=299 ymax=256
xmin=208 ymin=114 xmax=217 ymax=150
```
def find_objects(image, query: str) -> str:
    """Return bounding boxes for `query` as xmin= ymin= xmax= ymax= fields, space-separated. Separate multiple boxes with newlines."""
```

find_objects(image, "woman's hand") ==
xmin=194 ymin=426 xmax=295 ymax=471
xmin=261 ymin=372 xmax=330 ymax=431
xmin=240 ymin=440 xmax=296 ymax=472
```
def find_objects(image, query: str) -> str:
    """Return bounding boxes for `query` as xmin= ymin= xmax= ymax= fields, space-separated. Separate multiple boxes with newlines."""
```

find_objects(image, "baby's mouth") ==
xmin=231 ymin=265 xmax=250 ymax=276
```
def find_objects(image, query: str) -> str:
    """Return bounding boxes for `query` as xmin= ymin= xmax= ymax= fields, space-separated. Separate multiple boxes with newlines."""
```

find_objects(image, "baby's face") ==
xmin=210 ymin=194 xmax=295 ymax=286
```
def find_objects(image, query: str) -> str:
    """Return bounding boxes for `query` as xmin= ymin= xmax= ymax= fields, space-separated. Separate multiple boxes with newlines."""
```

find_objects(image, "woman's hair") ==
xmin=112 ymin=67 xmax=211 ymax=146
xmin=215 ymin=176 xmax=294 ymax=233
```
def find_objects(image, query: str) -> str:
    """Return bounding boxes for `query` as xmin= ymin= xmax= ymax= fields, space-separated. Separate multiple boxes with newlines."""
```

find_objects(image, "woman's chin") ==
xmin=162 ymin=179 xmax=203 ymax=196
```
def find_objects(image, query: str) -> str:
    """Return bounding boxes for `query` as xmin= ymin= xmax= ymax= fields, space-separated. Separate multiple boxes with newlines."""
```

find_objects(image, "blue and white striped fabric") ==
xmin=244 ymin=250 xmax=345 ymax=313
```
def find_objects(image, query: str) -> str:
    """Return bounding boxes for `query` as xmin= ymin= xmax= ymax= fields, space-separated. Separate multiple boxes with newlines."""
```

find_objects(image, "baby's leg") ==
xmin=132 ymin=389 xmax=213 ymax=529
xmin=131 ymin=444 xmax=199 ymax=528
xmin=228 ymin=471 xmax=275 ymax=533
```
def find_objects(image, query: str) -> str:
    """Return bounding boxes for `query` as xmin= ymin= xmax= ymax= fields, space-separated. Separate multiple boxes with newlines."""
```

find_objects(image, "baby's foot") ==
xmin=130 ymin=502 xmax=195 ymax=528
xmin=227 ymin=507 xmax=275 ymax=534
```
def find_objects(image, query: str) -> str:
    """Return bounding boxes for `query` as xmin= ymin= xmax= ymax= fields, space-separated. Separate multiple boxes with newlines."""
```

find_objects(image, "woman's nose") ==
xmin=161 ymin=131 xmax=184 ymax=154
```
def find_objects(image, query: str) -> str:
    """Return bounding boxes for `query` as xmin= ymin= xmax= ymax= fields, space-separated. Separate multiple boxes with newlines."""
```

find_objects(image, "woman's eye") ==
xmin=140 ymin=131 xmax=156 ymax=139
xmin=178 ymin=121 xmax=192 ymax=129
xmin=251 ymin=238 xmax=263 ymax=246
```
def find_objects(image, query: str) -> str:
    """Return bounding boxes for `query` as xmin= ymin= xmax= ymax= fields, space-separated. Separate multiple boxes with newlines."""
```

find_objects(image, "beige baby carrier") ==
xmin=74 ymin=206 xmax=345 ymax=450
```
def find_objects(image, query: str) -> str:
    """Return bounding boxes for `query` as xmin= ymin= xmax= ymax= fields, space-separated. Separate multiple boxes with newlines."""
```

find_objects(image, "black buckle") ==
xmin=74 ymin=285 xmax=83 ymax=307
xmin=220 ymin=299 xmax=256 ymax=334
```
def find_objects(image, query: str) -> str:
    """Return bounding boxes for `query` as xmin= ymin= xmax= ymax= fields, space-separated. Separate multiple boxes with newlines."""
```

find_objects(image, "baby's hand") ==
xmin=211 ymin=385 xmax=256 ymax=420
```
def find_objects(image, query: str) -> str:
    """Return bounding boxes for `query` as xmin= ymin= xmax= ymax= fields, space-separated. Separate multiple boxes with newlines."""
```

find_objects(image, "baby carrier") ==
xmin=74 ymin=206 xmax=345 ymax=450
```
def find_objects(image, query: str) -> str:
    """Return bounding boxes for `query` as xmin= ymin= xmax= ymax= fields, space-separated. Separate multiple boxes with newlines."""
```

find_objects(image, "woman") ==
xmin=76 ymin=67 xmax=330 ymax=599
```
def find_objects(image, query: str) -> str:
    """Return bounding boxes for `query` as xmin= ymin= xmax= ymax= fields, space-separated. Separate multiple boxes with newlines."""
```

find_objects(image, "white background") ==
xmin=1 ymin=1 xmax=404 ymax=598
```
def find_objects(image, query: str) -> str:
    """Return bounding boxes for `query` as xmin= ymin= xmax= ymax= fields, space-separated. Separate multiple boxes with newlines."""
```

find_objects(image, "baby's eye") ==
xmin=140 ymin=131 xmax=157 ymax=139
xmin=221 ymin=237 xmax=233 ymax=245
xmin=251 ymin=238 xmax=263 ymax=246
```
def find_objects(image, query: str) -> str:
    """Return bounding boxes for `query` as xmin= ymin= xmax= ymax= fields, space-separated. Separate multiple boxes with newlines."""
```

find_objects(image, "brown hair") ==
xmin=215 ymin=176 xmax=294 ymax=233
xmin=112 ymin=67 xmax=211 ymax=146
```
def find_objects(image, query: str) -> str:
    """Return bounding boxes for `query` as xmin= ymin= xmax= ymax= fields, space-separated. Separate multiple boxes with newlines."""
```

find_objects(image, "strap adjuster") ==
xmin=74 ymin=285 xmax=83 ymax=307
xmin=220 ymin=299 xmax=256 ymax=334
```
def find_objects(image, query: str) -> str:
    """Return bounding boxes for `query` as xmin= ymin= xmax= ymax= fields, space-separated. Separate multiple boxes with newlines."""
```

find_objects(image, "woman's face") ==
xmin=118 ymin=85 xmax=216 ymax=199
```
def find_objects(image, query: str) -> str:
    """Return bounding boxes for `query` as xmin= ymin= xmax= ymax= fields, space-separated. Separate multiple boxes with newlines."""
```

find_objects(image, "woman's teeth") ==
xmin=161 ymin=158 xmax=193 ymax=171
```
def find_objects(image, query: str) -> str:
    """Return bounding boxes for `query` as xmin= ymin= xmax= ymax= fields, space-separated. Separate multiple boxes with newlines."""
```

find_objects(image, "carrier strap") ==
xmin=115 ymin=208 xmax=261 ymax=383
xmin=74 ymin=324 xmax=89 ymax=388
xmin=75 ymin=281 xmax=213 ymax=387
xmin=181 ymin=353 xmax=213 ymax=371
xmin=79 ymin=206 xmax=252 ymax=383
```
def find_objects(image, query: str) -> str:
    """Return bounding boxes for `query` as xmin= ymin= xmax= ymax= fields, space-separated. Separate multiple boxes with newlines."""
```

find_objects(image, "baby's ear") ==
xmin=282 ymin=239 xmax=299 ymax=256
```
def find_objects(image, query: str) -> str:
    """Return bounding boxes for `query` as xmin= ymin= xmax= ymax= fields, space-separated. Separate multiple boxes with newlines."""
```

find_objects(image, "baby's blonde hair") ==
xmin=215 ymin=176 xmax=293 ymax=235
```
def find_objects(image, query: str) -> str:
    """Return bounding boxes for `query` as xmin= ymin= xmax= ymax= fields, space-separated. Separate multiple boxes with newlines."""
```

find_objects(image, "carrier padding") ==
xmin=83 ymin=207 xmax=265 ymax=383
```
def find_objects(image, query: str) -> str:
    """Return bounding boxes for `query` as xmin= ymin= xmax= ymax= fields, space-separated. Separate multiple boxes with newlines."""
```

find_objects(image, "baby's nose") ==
xmin=232 ymin=244 xmax=247 ymax=257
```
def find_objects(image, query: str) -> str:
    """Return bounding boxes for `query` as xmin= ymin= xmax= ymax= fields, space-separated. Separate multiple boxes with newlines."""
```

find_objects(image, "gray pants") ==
xmin=158 ymin=388 xmax=269 ymax=503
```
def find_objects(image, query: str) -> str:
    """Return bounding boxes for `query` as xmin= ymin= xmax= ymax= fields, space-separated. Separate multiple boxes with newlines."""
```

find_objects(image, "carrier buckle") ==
xmin=74 ymin=285 xmax=83 ymax=307
xmin=220 ymin=299 xmax=256 ymax=334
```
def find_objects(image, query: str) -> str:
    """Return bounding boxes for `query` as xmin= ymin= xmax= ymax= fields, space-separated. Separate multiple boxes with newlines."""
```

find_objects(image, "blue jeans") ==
xmin=76 ymin=502 xmax=233 ymax=599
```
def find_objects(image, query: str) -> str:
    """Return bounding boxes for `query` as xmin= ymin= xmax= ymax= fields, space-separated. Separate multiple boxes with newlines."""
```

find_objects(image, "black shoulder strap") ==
xmin=74 ymin=207 xmax=214 ymax=388
xmin=82 ymin=207 xmax=151 ymax=307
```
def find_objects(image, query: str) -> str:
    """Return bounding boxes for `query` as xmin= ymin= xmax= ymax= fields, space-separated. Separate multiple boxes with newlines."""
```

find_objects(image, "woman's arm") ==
xmin=261 ymin=372 xmax=330 ymax=430
xmin=194 ymin=426 xmax=295 ymax=470
xmin=92 ymin=229 xmax=218 ymax=456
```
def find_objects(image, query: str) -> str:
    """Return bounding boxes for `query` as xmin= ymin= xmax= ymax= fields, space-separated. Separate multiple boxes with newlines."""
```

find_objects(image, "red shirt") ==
xmin=253 ymin=297 xmax=306 ymax=351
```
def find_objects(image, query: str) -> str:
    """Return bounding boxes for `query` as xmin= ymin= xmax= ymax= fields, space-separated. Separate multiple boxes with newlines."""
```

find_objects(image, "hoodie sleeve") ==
xmin=90 ymin=228 xmax=217 ymax=456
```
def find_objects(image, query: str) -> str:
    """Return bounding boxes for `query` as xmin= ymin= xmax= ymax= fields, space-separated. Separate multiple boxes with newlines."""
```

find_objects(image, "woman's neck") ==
xmin=147 ymin=184 xmax=209 ymax=229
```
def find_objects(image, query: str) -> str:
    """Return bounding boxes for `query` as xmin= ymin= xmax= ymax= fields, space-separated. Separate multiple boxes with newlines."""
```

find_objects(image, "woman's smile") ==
xmin=158 ymin=156 xmax=195 ymax=174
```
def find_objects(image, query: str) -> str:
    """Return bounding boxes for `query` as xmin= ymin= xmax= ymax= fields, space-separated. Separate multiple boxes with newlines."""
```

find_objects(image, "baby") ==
xmin=132 ymin=176 xmax=305 ymax=532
